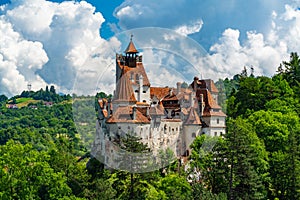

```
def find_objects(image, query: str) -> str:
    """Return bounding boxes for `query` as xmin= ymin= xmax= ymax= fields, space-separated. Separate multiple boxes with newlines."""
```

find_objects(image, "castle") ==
xmin=93 ymin=38 xmax=226 ymax=171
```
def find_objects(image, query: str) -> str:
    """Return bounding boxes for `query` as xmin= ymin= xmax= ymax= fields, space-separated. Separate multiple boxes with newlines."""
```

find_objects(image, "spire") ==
xmin=125 ymin=34 xmax=139 ymax=53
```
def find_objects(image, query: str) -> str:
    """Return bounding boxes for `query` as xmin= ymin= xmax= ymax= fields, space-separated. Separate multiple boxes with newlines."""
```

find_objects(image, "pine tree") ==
xmin=226 ymin=118 xmax=268 ymax=200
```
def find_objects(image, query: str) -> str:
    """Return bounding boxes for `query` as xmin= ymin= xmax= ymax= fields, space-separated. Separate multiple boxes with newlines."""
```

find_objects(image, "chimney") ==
xmin=132 ymin=106 xmax=137 ymax=120
xmin=139 ymin=74 xmax=143 ymax=102
xmin=189 ymin=92 xmax=195 ymax=107
xmin=199 ymin=94 xmax=205 ymax=117
xmin=176 ymin=82 xmax=181 ymax=94
xmin=169 ymin=88 xmax=173 ymax=96
xmin=193 ymin=77 xmax=199 ymax=91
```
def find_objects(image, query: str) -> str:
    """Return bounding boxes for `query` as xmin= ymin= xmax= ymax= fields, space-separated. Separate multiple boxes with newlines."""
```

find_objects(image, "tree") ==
xmin=226 ymin=118 xmax=268 ymax=200
xmin=50 ymin=85 xmax=56 ymax=94
xmin=249 ymin=110 xmax=300 ymax=199
xmin=111 ymin=133 xmax=155 ymax=199
xmin=278 ymin=52 xmax=300 ymax=88
xmin=0 ymin=140 xmax=75 ymax=199
xmin=157 ymin=174 xmax=192 ymax=200
xmin=189 ymin=135 xmax=229 ymax=196
xmin=0 ymin=94 xmax=7 ymax=102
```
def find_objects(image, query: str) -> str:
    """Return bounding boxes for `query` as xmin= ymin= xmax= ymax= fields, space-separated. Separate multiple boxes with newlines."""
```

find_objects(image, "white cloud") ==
xmin=0 ymin=0 xmax=120 ymax=97
xmin=2 ymin=0 xmax=300 ymax=97
xmin=0 ymin=16 xmax=48 ymax=96
xmin=113 ymin=0 xmax=300 ymax=80
xmin=175 ymin=20 xmax=203 ymax=36
xmin=205 ymin=4 xmax=300 ymax=79
xmin=114 ymin=0 xmax=291 ymax=46
xmin=115 ymin=6 xmax=135 ymax=18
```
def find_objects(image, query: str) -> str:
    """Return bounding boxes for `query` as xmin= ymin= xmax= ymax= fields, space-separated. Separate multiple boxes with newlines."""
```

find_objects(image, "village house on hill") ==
xmin=94 ymin=38 xmax=226 ymax=169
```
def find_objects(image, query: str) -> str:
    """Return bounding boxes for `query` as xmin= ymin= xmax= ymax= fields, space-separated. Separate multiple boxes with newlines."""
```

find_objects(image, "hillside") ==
xmin=0 ymin=53 xmax=299 ymax=199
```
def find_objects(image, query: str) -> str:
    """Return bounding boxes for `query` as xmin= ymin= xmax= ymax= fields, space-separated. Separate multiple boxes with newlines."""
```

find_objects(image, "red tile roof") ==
xmin=149 ymin=105 xmax=164 ymax=116
xmin=185 ymin=108 xmax=202 ymax=125
xmin=203 ymin=110 xmax=227 ymax=117
xmin=161 ymin=119 xmax=182 ymax=122
xmin=204 ymin=79 xmax=219 ymax=93
xmin=163 ymin=93 xmax=178 ymax=101
xmin=125 ymin=40 xmax=139 ymax=53
xmin=117 ymin=62 xmax=151 ymax=87
xmin=157 ymin=101 xmax=165 ymax=112
xmin=196 ymin=89 xmax=221 ymax=109
xmin=106 ymin=106 xmax=150 ymax=124
xmin=113 ymin=71 xmax=137 ymax=103
xmin=150 ymin=87 xmax=170 ymax=100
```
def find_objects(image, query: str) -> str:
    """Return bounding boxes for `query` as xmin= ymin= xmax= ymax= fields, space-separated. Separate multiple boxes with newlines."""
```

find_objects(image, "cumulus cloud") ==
xmin=175 ymin=20 xmax=203 ymax=36
xmin=2 ymin=0 xmax=300 ymax=97
xmin=114 ymin=0 xmax=290 ymax=48
xmin=0 ymin=16 xmax=48 ymax=96
xmin=206 ymin=4 xmax=300 ymax=78
xmin=0 ymin=0 xmax=120 ymax=97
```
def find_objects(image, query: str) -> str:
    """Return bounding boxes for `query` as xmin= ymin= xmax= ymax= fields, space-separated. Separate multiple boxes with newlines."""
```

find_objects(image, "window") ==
xmin=135 ymin=74 xmax=139 ymax=82
xmin=217 ymin=118 xmax=219 ymax=124
xmin=143 ymin=100 xmax=146 ymax=103
xmin=192 ymin=132 xmax=196 ymax=138
xmin=214 ymin=132 xmax=218 ymax=136
xmin=143 ymin=91 xmax=146 ymax=93
xmin=130 ymin=72 xmax=134 ymax=80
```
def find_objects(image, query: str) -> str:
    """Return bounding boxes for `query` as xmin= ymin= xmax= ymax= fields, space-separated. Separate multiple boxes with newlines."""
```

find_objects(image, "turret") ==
xmin=125 ymin=35 xmax=139 ymax=68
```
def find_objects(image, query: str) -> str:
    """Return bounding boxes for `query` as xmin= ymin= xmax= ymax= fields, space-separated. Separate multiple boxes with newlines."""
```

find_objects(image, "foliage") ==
xmin=1 ymin=52 xmax=300 ymax=199
xmin=18 ymin=85 xmax=71 ymax=103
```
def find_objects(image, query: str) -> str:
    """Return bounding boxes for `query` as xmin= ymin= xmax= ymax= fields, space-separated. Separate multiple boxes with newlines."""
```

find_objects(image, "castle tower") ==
xmin=124 ymin=35 xmax=139 ymax=68
xmin=115 ymin=36 xmax=151 ymax=104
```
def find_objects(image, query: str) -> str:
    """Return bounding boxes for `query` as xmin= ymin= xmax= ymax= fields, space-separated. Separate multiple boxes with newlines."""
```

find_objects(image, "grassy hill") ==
xmin=6 ymin=97 xmax=40 ymax=108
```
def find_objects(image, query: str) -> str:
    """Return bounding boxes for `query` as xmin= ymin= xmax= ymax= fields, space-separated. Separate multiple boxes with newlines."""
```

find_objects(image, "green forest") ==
xmin=0 ymin=52 xmax=300 ymax=199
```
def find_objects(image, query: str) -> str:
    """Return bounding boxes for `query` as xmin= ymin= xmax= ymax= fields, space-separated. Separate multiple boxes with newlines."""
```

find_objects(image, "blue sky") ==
xmin=0 ymin=0 xmax=300 ymax=96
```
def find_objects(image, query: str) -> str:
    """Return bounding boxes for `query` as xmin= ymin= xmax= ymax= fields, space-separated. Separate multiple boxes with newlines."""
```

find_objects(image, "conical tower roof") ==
xmin=114 ymin=70 xmax=137 ymax=103
xmin=125 ymin=35 xmax=139 ymax=53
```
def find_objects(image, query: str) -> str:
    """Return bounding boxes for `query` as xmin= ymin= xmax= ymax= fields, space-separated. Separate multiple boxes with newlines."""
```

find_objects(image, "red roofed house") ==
xmin=94 ymin=38 xmax=226 ymax=168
